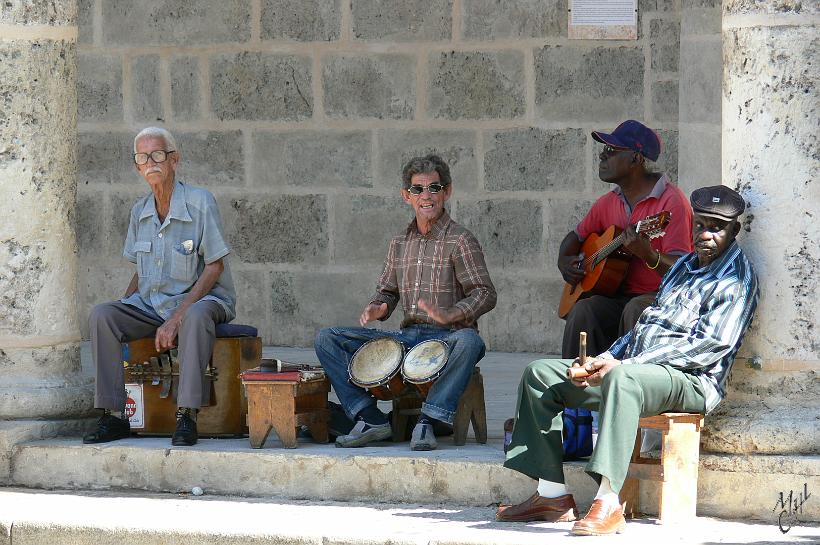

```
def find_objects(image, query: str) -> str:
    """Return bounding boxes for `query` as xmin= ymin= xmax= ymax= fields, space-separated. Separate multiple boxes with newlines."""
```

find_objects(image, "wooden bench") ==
xmin=241 ymin=376 xmax=330 ymax=449
xmin=390 ymin=368 xmax=487 ymax=445
xmin=621 ymin=412 xmax=704 ymax=523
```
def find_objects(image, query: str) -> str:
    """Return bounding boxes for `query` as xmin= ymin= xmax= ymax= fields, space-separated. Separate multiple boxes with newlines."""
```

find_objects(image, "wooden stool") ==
xmin=621 ymin=412 xmax=704 ymax=523
xmin=391 ymin=368 xmax=487 ymax=446
xmin=242 ymin=376 xmax=330 ymax=449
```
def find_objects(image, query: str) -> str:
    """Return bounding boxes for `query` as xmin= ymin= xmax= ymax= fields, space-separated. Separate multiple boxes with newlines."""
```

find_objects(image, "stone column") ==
xmin=0 ymin=0 xmax=92 ymax=482
xmin=706 ymin=2 xmax=819 ymax=455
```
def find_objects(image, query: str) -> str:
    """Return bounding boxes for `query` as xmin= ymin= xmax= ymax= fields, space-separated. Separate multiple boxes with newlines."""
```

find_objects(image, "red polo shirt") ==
xmin=575 ymin=176 xmax=693 ymax=295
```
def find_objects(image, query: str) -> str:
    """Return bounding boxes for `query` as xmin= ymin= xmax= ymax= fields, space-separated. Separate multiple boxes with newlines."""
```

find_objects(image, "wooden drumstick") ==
xmin=567 ymin=332 xmax=591 ymax=379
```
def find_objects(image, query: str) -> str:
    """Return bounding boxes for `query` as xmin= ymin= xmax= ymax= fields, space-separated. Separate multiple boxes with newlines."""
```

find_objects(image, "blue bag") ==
xmin=562 ymin=408 xmax=594 ymax=461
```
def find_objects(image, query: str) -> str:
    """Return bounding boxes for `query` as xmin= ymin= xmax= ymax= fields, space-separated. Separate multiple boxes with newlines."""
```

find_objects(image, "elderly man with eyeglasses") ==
xmin=83 ymin=127 xmax=236 ymax=447
xmin=315 ymin=155 xmax=497 ymax=450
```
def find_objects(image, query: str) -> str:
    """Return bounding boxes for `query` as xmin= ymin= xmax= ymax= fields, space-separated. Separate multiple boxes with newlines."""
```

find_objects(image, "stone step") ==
xmin=2 ymin=487 xmax=818 ymax=545
xmin=8 ymin=436 xmax=820 ymax=523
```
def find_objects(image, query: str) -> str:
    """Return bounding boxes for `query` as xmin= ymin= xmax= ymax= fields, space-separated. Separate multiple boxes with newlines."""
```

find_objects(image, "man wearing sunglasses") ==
xmin=316 ymin=155 xmax=497 ymax=450
xmin=558 ymin=120 xmax=694 ymax=372
xmin=83 ymin=127 xmax=236 ymax=447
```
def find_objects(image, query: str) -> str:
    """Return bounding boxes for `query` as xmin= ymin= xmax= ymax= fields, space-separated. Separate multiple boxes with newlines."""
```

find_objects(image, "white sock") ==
xmin=537 ymin=479 xmax=568 ymax=498
xmin=594 ymin=477 xmax=620 ymax=507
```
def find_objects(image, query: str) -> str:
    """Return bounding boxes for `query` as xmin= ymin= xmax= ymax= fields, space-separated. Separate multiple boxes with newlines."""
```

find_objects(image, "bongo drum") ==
xmin=348 ymin=337 xmax=405 ymax=400
xmin=402 ymin=339 xmax=449 ymax=396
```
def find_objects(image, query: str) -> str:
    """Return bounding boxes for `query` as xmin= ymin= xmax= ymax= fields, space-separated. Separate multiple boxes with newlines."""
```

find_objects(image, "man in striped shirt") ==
xmin=316 ymin=155 xmax=496 ymax=451
xmin=497 ymin=186 xmax=759 ymax=535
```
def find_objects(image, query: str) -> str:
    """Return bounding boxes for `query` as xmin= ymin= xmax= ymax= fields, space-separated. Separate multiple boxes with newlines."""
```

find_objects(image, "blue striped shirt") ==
xmin=604 ymin=241 xmax=759 ymax=412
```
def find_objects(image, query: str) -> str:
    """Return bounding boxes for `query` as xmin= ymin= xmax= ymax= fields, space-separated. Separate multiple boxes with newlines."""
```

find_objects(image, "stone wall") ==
xmin=76 ymin=0 xmax=686 ymax=352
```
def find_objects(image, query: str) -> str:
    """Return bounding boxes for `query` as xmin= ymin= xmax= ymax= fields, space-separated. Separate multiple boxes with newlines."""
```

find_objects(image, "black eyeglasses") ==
xmin=134 ymin=150 xmax=175 ymax=165
xmin=406 ymin=183 xmax=448 ymax=195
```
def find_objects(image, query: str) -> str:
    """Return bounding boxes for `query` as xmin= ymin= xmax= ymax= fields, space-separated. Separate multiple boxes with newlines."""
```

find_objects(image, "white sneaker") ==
xmin=335 ymin=418 xmax=392 ymax=448
xmin=410 ymin=421 xmax=437 ymax=451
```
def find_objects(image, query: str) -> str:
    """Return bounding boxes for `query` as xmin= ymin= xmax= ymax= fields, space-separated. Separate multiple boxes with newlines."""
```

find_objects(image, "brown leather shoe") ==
xmin=570 ymin=499 xmax=627 ymax=535
xmin=496 ymin=493 xmax=578 ymax=522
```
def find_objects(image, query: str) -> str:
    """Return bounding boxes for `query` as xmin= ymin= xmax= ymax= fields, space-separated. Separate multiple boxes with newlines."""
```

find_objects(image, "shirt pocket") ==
xmin=170 ymin=243 xmax=197 ymax=282
xmin=666 ymin=295 xmax=701 ymax=333
xmin=133 ymin=241 xmax=152 ymax=278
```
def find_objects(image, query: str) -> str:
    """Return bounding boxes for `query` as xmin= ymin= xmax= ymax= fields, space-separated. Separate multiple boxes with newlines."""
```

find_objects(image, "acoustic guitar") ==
xmin=557 ymin=211 xmax=671 ymax=319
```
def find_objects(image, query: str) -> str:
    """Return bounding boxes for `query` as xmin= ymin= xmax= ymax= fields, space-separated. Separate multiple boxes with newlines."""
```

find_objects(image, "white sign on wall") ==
xmin=569 ymin=0 xmax=638 ymax=40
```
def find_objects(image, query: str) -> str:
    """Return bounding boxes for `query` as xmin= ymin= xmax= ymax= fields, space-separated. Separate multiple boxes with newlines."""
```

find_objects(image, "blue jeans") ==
xmin=315 ymin=324 xmax=486 ymax=425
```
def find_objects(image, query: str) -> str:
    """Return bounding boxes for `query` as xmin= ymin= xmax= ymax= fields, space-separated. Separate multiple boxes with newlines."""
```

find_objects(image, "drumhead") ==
xmin=349 ymin=337 xmax=403 ymax=386
xmin=403 ymin=340 xmax=448 ymax=383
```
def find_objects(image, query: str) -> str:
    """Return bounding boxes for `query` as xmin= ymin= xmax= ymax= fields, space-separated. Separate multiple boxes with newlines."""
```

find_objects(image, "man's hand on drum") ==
xmin=418 ymin=299 xmax=465 ymax=326
xmin=155 ymin=317 xmax=181 ymax=352
xmin=569 ymin=356 xmax=622 ymax=388
xmin=359 ymin=302 xmax=388 ymax=326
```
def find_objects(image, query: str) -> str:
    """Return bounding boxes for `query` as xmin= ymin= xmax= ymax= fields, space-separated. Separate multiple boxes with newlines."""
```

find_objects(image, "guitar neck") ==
xmin=590 ymin=232 xmax=627 ymax=267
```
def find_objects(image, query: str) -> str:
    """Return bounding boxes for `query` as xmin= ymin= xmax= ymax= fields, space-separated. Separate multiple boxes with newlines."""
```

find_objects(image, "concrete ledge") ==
xmin=9 ymin=437 xmax=820 ymax=522
xmin=1 ymin=487 xmax=819 ymax=545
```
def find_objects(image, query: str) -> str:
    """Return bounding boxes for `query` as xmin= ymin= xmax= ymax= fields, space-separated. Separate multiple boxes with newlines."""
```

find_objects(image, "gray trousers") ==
xmin=90 ymin=300 xmax=227 ymax=410
xmin=561 ymin=293 xmax=656 ymax=358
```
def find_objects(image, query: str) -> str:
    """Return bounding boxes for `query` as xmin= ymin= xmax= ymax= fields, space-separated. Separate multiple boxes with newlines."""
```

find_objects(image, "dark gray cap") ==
xmin=690 ymin=185 xmax=746 ymax=221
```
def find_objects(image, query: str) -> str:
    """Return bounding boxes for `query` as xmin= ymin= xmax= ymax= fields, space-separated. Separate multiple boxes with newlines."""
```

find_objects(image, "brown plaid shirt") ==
xmin=372 ymin=210 xmax=496 ymax=330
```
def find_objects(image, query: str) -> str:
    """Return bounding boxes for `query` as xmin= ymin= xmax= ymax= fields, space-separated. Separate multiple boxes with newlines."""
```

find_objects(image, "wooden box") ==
xmin=123 ymin=336 xmax=261 ymax=436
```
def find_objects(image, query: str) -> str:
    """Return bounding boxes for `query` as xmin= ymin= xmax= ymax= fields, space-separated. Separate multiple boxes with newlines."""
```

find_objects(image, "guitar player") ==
xmin=557 ymin=120 xmax=694 ymax=360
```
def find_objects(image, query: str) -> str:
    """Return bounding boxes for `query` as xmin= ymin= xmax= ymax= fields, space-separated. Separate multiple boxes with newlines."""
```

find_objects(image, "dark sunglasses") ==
xmin=406 ymin=183 xmax=448 ymax=195
xmin=601 ymin=145 xmax=633 ymax=156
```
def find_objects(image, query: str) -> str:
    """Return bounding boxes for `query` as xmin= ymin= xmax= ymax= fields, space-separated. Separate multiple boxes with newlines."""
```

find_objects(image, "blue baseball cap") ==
xmin=592 ymin=120 xmax=662 ymax=162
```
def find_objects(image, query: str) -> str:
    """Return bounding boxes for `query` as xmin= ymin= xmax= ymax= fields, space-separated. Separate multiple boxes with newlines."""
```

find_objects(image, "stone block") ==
xmin=131 ymin=55 xmax=163 ymax=122
xmin=225 ymin=195 xmax=328 ymax=264
xmin=101 ymin=1 xmax=251 ymax=46
xmin=655 ymin=129 xmax=679 ymax=182
xmin=332 ymin=195 xmax=412 ymax=264
xmin=78 ymin=53 xmax=122 ymax=122
xmin=455 ymin=199 xmax=542 ymax=268
xmin=109 ymin=190 xmax=145 ymax=256
xmin=170 ymin=56 xmax=201 ymax=121
xmin=651 ymin=79 xmax=679 ymax=122
xmin=679 ymin=38 xmax=722 ymax=124
xmin=75 ymin=192 xmax=106 ymax=259
xmin=211 ymin=52 xmax=313 ymax=121
xmin=681 ymin=4 xmax=721 ymax=35
xmin=534 ymin=46 xmax=643 ymax=122
xmin=428 ymin=51 xmax=526 ymax=120
xmin=462 ymin=0 xmax=565 ymax=40
xmin=677 ymin=126 xmax=721 ymax=194
xmin=175 ymin=131 xmax=244 ymax=187
xmin=78 ymin=132 xmax=134 ymax=185
xmin=261 ymin=0 xmax=341 ymax=41
xmin=252 ymin=131 xmax=372 ymax=188
xmin=0 ymin=345 xmax=81 ymax=381
xmin=0 ymin=0 xmax=76 ymax=24
xmin=650 ymin=19 xmax=680 ymax=73
xmin=639 ymin=0 xmax=677 ymax=12
xmin=352 ymin=0 xmax=452 ymax=41
xmin=543 ymin=197 xmax=596 ymax=266
xmin=723 ymin=0 xmax=817 ymax=15
xmin=78 ymin=0 xmax=93 ymax=44
xmin=77 ymin=265 xmax=135 ymax=339
xmin=376 ymin=130 xmax=478 ymax=191
xmin=269 ymin=270 xmax=376 ymax=346
xmin=232 ymin=269 xmax=269 ymax=332
xmin=322 ymin=54 xmax=415 ymax=120
xmin=484 ymin=128 xmax=585 ymax=191
xmin=484 ymin=275 xmax=565 ymax=353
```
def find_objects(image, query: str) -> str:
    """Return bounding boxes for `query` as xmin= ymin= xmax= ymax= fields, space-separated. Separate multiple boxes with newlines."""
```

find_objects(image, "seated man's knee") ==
xmin=315 ymin=327 xmax=336 ymax=349
xmin=89 ymin=302 xmax=117 ymax=330
xmin=600 ymin=364 xmax=632 ymax=390
xmin=182 ymin=302 xmax=215 ymax=327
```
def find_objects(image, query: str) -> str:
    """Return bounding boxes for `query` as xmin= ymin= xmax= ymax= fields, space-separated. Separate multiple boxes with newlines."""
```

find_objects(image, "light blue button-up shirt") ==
xmin=121 ymin=180 xmax=236 ymax=322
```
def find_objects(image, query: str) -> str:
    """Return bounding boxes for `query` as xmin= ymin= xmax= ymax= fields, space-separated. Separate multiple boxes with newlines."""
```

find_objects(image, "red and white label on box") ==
xmin=125 ymin=383 xmax=145 ymax=429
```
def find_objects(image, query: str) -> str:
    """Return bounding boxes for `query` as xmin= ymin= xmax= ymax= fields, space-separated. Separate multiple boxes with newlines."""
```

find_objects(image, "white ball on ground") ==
xmin=191 ymin=486 xmax=204 ymax=496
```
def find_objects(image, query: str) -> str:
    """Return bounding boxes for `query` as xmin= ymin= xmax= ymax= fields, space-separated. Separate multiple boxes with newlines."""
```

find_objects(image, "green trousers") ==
xmin=503 ymin=359 xmax=706 ymax=494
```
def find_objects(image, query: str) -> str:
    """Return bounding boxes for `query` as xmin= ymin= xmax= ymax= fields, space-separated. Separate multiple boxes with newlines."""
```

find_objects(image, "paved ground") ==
xmin=1 ymin=487 xmax=817 ymax=545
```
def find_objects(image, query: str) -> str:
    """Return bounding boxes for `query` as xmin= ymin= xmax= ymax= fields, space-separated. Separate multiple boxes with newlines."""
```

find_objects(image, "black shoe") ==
xmin=83 ymin=414 xmax=130 ymax=444
xmin=171 ymin=410 xmax=198 ymax=446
